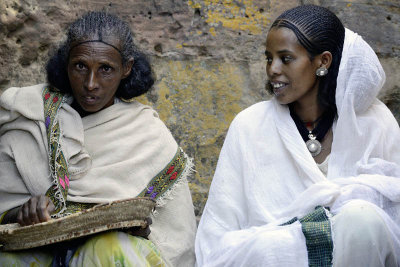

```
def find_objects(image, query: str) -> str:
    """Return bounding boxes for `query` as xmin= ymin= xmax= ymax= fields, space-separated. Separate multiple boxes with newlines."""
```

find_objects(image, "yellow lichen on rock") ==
xmin=188 ymin=0 xmax=269 ymax=35
xmin=148 ymin=60 xmax=243 ymax=138
xmin=137 ymin=60 xmax=246 ymax=212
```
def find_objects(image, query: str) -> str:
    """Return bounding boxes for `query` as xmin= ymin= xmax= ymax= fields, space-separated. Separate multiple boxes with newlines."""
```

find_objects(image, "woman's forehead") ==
xmin=68 ymin=41 xmax=123 ymax=63
xmin=70 ymin=34 xmax=123 ymax=51
xmin=266 ymin=27 xmax=301 ymax=51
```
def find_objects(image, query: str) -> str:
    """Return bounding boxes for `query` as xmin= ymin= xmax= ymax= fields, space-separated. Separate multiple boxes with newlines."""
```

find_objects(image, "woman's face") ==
xmin=265 ymin=27 xmax=320 ymax=107
xmin=67 ymin=41 xmax=131 ymax=114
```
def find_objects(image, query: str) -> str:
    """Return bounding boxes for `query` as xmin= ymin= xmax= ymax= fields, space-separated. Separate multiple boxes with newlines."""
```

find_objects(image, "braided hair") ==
xmin=268 ymin=5 xmax=345 ymax=116
xmin=46 ymin=11 xmax=154 ymax=99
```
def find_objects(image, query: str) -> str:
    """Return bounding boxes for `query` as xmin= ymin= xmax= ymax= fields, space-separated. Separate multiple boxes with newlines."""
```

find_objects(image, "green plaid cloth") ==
xmin=281 ymin=206 xmax=333 ymax=267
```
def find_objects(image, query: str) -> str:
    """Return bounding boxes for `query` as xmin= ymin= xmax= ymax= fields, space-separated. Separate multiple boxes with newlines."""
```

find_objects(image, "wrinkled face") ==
xmin=67 ymin=41 xmax=131 ymax=114
xmin=265 ymin=27 xmax=320 ymax=106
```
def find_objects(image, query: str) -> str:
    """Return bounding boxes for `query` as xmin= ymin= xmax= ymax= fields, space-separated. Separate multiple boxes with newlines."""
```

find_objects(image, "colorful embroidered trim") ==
xmin=42 ymin=87 xmax=70 ymax=217
xmin=139 ymin=148 xmax=187 ymax=201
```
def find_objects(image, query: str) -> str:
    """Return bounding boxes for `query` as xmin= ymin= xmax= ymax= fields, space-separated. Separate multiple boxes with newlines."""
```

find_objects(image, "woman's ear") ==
xmin=320 ymin=51 xmax=332 ymax=69
xmin=122 ymin=58 xmax=134 ymax=78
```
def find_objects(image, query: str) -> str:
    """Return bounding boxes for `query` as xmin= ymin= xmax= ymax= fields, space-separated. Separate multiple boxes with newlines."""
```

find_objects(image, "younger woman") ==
xmin=196 ymin=5 xmax=400 ymax=266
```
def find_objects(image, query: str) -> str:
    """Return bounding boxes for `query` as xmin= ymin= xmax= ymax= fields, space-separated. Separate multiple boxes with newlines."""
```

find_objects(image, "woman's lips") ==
xmin=271 ymin=81 xmax=288 ymax=96
xmin=82 ymin=95 xmax=98 ymax=105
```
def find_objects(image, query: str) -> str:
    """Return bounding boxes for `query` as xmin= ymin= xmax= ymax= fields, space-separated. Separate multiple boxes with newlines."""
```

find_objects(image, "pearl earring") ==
xmin=316 ymin=67 xmax=328 ymax=77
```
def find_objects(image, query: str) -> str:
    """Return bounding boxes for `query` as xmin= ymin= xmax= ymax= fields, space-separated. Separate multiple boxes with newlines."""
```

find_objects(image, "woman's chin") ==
xmin=274 ymin=95 xmax=291 ymax=105
xmin=75 ymin=101 xmax=104 ymax=115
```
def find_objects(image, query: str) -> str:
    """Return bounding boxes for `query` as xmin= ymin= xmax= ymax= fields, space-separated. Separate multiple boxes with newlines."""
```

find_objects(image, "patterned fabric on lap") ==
xmin=281 ymin=206 xmax=333 ymax=267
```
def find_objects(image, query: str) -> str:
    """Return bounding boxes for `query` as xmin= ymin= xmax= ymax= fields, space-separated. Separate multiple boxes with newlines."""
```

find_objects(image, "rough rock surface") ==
xmin=1 ymin=0 xmax=399 ymax=218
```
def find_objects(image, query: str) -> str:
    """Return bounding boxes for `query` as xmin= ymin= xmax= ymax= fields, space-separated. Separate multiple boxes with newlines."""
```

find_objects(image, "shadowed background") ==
xmin=1 ymin=0 xmax=399 ymax=219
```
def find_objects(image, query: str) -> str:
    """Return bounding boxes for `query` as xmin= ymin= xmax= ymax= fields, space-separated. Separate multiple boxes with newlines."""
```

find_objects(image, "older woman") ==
xmin=0 ymin=12 xmax=196 ymax=266
xmin=195 ymin=5 xmax=400 ymax=266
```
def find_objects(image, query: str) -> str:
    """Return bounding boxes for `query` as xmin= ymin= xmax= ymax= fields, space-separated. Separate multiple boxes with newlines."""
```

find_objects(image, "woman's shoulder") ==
xmin=367 ymin=99 xmax=400 ymax=131
xmin=114 ymin=99 xmax=175 ymax=134
xmin=231 ymin=100 xmax=274 ymax=129
xmin=1 ymin=84 xmax=47 ymax=121
xmin=1 ymin=83 xmax=46 ymax=100
xmin=116 ymin=99 xmax=161 ymax=119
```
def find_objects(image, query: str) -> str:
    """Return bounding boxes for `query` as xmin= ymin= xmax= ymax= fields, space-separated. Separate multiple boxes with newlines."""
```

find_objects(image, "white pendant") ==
xmin=306 ymin=133 xmax=322 ymax=157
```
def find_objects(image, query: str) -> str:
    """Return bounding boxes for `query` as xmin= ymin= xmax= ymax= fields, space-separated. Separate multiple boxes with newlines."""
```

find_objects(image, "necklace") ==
xmin=289 ymin=106 xmax=335 ymax=157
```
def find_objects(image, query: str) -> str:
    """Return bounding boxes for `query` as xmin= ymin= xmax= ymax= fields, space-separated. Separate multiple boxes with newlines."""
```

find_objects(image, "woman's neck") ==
xmin=291 ymin=101 xmax=324 ymax=123
xmin=71 ymin=101 xmax=90 ymax=117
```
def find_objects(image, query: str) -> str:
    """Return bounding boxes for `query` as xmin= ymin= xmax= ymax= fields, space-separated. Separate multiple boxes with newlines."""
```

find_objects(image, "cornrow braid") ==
xmin=270 ymin=5 xmax=345 ymax=116
xmin=67 ymin=11 xmax=132 ymax=64
xmin=46 ymin=11 xmax=154 ymax=99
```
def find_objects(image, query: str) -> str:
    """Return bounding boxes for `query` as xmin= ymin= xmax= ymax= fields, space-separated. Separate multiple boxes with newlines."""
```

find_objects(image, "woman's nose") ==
xmin=84 ymin=71 xmax=98 ymax=91
xmin=267 ymin=59 xmax=281 ymax=77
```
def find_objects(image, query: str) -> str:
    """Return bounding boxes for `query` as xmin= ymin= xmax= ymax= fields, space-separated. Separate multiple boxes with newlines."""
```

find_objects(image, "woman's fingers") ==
xmin=37 ymin=195 xmax=52 ymax=222
xmin=140 ymin=226 xmax=151 ymax=238
xmin=18 ymin=201 xmax=32 ymax=226
xmin=28 ymin=197 xmax=41 ymax=224
xmin=145 ymin=217 xmax=152 ymax=226
xmin=17 ymin=196 xmax=55 ymax=226
xmin=47 ymin=197 xmax=56 ymax=215
xmin=125 ymin=217 xmax=153 ymax=238
xmin=16 ymin=205 xmax=24 ymax=225
xmin=138 ymin=217 xmax=152 ymax=237
xmin=130 ymin=225 xmax=151 ymax=238
xmin=19 ymin=198 xmax=34 ymax=226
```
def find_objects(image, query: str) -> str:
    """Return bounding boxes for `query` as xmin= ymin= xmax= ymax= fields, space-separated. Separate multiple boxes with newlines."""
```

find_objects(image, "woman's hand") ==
xmin=17 ymin=195 xmax=55 ymax=226
xmin=126 ymin=217 xmax=152 ymax=239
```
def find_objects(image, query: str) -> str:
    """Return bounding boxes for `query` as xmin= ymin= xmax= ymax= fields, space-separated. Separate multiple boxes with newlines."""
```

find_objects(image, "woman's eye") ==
xmin=101 ymin=65 xmax=113 ymax=72
xmin=75 ymin=62 xmax=86 ymax=70
xmin=282 ymin=56 xmax=293 ymax=63
xmin=266 ymin=57 xmax=273 ymax=64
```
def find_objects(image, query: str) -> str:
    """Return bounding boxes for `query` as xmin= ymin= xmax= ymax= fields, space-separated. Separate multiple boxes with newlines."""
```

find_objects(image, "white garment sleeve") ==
xmin=0 ymin=137 xmax=30 ymax=215
xmin=0 ymin=128 xmax=50 ymax=215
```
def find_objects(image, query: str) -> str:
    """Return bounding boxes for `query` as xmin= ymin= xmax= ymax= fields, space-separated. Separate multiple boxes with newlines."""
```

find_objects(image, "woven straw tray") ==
xmin=0 ymin=197 xmax=155 ymax=251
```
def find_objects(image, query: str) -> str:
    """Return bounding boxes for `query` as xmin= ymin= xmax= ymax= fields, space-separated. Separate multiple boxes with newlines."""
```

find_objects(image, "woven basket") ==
xmin=0 ymin=197 xmax=155 ymax=251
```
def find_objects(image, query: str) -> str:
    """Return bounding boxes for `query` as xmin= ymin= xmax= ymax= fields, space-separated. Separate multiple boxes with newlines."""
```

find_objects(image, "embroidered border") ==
xmin=42 ymin=87 xmax=70 ymax=217
xmin=138 ymin=148 xmax=188 ymax=201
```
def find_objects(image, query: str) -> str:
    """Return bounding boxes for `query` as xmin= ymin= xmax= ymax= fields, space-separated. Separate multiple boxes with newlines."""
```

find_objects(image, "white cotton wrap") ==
xmin=195 ymin=29 xmax=400 ymax=266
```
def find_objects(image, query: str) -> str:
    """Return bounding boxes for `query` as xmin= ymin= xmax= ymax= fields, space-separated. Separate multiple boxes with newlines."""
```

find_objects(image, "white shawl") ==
xmin=0 ymin=85 xmax=197 ymax=266
xmin=195 ymin=29 xmax=400 ymax=266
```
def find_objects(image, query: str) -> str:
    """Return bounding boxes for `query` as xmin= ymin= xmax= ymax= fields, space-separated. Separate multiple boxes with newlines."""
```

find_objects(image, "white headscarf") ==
xmin=330 ymin=29 xmax=400 ymax=178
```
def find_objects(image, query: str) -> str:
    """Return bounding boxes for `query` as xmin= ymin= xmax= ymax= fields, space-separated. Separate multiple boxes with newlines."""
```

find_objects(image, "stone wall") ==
xmin=1 ymin=0 xmax=399 ymax=218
